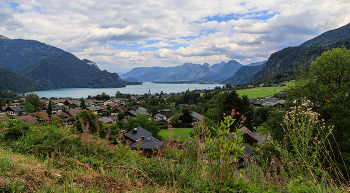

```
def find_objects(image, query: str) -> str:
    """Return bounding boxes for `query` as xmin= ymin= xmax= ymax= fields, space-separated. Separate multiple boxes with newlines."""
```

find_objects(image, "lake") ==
xmin=27 ymin=82 xmax=223 ymax=98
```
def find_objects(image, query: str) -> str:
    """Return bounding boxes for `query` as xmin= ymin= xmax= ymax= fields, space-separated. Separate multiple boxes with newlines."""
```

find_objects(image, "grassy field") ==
xmin=236 ymin=81 xmax=294 ymax=98
xmin=158 ymin=128 xmax=192 ymax=142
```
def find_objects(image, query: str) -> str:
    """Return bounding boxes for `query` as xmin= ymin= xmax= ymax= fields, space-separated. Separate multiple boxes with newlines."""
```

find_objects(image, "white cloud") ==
xmin=0 ymin=0 xmax=349 ymax=72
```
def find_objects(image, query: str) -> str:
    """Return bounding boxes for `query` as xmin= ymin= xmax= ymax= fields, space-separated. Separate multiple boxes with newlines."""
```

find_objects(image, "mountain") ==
xmin=220 ymin=63 xmax=265 ymax=85
xmin=250 ymin=23 xmax=350 ymax=82
xmin=17 ymin=52 xmax=124 ymax=89
xmin=0 ymin=38 xmax=65 ymax=71
xmin=196 ymin=60 xmax=243 ymax=82
xmin=0 ymin=67 xmax=46 ymax=93
xmin=0 ymin=35 xmax=10 ymax=40
xmin=247 ymin=60 xmax=267 ymax=66
xmin=210 ymin=61 xmax=226 ymax=72
xmin=120 ymin=66 xmax=182 ymax=82
xmin=301 ymin=23 xmax=350 ymax=46
xmin=166 ymin=63 xmax=212 ymax=81
xmin=0 ymin=36 xmax=132 ymax=91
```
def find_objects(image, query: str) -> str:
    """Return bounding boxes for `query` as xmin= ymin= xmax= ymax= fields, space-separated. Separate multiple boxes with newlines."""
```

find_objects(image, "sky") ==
xmin=1 ymin=0 xmax=350 ymax=74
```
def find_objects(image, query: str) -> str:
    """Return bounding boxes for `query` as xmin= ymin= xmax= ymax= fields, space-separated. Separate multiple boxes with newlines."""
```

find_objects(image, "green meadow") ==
xmin=158 ymin=128 xmax=192 ymax=142
xmin=236 ymin=81 xmax=294 ymax=98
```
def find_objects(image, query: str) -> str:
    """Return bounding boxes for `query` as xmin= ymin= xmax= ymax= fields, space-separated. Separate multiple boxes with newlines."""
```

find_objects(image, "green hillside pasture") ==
xmin=159 ymin=128 xmax=192 ymax=142
xmin=237 ymin=82 xmax=293 ymax=99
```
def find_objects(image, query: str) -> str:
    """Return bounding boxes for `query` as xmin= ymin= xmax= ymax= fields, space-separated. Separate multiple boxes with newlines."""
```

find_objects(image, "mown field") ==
xmin=158 ymin=128 xmax=192 ymax=142
xmin=236 ymin=81 xmax=294 ymax=98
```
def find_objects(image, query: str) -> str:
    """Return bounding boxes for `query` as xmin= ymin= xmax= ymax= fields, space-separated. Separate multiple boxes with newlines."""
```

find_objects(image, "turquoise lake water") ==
xmin=27 ymin=82 xmax=223 ymax=98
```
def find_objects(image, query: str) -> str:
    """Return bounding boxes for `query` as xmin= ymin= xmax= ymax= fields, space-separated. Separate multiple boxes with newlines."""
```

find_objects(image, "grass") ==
xmin=158 ymin=128 xmax=192 ymax=142
xmin=236 ymin=81 xmax=295 ymax=98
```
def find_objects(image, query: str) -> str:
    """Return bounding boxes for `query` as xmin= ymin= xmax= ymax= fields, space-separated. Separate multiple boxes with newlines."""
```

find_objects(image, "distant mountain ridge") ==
xmin=0 ymin=37 xmax=134 ymax=92
xmin=301 ymin=23 xmax=350 ymax=46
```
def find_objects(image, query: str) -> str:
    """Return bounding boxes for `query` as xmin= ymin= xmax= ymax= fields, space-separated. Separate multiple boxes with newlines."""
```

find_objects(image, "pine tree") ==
xmin=80 ymin=98 xmax=86 ymax=109
xmin=47 ymin=100 xmax=53 ymax=117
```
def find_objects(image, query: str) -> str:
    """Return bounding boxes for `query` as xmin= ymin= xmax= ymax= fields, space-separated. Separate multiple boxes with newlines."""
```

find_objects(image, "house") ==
xmin=239 ymin=127 xmax=269 ymax=145
xmin=28 ymin=112 xmax=49 ymax=122
xmin=127 ymin=107 xmax=150 ymax=117
xmin=159 ymin=109 xmax=172 ymax=117
xmin=5 ymin=106 xmax=24 ymax=116
xmin=15 ymin=115 xmax=39 ymax=124
xmin=87 ymin=106 xmax=105 ymax=114
xmin=154 ymin=113 xmax=166 ymax=121
xmin=43 ymin=105 xmax=64 ymax=114
xmin=67 ymin=109 xmax=81 ymax=117
xmin=125 ymin=127 xmax=167 ymax=156
xmin=98 ymin=117 xmax=114 ymax=124
xmin=0 ymin=113 xmax=9 ymax=122
xmin=111 ymin=106 xmax=129 ymax=116
xmin=191 ymin=111 xmax=203 ymax=122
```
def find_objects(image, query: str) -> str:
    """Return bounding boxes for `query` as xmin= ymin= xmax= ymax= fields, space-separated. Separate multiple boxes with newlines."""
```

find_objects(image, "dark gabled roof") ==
xmin=129 ymin=136 xmax=167 ymax=151
xmin=87 ymin=106 xmax=104 ymax=111
xmin=155 ymin=114 xmax=165 ymax=118
xmin=98 ymin=117 xmax=113 ymax=123
xmin=5 ymin=106 xmax=24 ymax=112
xmin=43 ymin=105 xmax=63 ymax=111
xmin=191 ymin=111 xmax=203 ymax=120
xmin=159 ymin=109 xmax=172 ymax=112
xmin=125 ymin=127 xmax=152 ymax=142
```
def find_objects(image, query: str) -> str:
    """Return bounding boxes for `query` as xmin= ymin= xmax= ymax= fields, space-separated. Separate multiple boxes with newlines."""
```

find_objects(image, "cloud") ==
xmin=0 ymin=0 xmax=349 ymax=72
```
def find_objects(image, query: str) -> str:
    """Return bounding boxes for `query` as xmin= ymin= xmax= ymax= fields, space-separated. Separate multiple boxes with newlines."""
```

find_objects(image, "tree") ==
xmin=74 ymin=109 xmax=101 ymax=134
xmin=181 ymin=109 xmax=193 ymax=123
xmin=117 ymin=111 xmax=126 ymax=120
xmin=24 ymin=103 xmax=35 ymax=113
xmin=287 ymin=47 xmax=350 ymax=175
xmin=80 ymin=98 xmax=86 ymax=109
xmin=215 ymin=90 xmax=254 ymax=130
xmin=150 ymin=106 xmax=158 ymax=116
xmin=47 ymin=100 xmax=53 ymax=117
xmin=26 ymin=93 xmax=41 ymax=112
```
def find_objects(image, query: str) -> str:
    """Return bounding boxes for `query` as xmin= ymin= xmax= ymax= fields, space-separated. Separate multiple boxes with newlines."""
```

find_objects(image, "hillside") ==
xmin=0 ymin=67 xmax=46 ymax=92
xmin=301 ymin=23 xmax=350 ymax=46
xmin=17 ymin=52 xmax=124 ymax=89
xmin=0 ymin=38 xmax=65 ymax=71
xmin=221 ymin=63 xmax=265 ymax=85
xmin=248 ymin=23 xmax=350 ymax=83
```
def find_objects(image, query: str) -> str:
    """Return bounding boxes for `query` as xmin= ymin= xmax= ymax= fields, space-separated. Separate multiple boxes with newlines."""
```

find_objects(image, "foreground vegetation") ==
xmin=0 ymin=102 xmax=349 ymax=192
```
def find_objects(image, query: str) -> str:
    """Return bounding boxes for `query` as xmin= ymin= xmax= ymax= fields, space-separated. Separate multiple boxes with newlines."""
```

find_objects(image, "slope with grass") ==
xmin=158 ymin=128 xmax=192 ymax=143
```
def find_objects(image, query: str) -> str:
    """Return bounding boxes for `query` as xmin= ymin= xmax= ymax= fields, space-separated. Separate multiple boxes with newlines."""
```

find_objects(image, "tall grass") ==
xmin=0 ymin=102 xmax=349 ymax=192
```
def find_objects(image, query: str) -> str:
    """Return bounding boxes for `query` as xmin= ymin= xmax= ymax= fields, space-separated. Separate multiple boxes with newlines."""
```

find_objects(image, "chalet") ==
xmin=15 ymin=115 xmax=38 ymax=124
xmin=43 ymin=105 xmax=64 ymax=114
xmin=87 ymin=106 xmax=104 ymax=114
xmin=67 ymin=109 xmax=80 ymax=117
xmin=159 ymin=109 xmax=172 ymax=117
xmin=5 ymin=106 xmax=24 ymax=116
xmin=127 ymin=107 xmax=150 ymax=117
xmin=191 ymin=111 xmax=203 ymax=122
xmin=274 ymin=93 xmax=285 ymax=99
xmin=125 ymin=127 xmax=167 ymax=156
xmin=29 ymin=112 xmax=49 ymax=121
xmin=111 ymin=106 xmax=129 ymax=116
xmin=154 ymin=113 xmax=166 ymax=121
xmin=98 ymin=117 xmax=114 ymax=124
